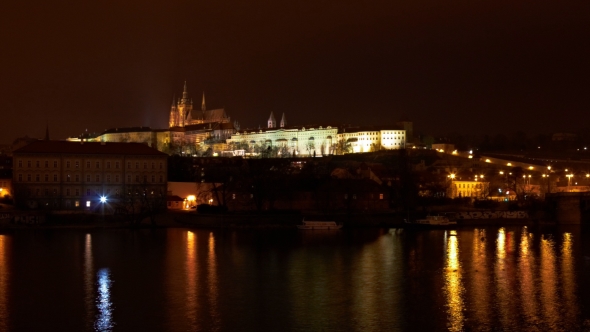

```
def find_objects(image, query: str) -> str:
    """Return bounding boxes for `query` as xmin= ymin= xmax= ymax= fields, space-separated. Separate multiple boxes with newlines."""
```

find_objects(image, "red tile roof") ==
xmin=13 ymin=140 xmax=167 ymax=156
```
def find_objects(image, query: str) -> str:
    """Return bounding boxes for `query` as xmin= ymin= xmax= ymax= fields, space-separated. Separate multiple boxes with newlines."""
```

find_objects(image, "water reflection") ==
xmin=185 ymin=231 xmax=198 ymax=330
xmin=0 ymin=235 xmax=9 ymax=331
xmin=561 ymin=233 xmax=577 ymax=329
xmin=207 ymin=232 xmax=220 ymax=326
xmin=95 ymin=268 xmax=114 ymax=332
xmin=518 ymin=227 xmax=538 ymax=325
xmin=540 ymin=234 xmax=558 ymax=329
xmin=470 ymin=229 xmax=489 ymax=328
xmin=84 ymin=234 xmax=95 ymax=331
xmin=444 ymin=231 xmax=464 ymax=332
xmin=495 ymin=227 xmax=518 ymax=328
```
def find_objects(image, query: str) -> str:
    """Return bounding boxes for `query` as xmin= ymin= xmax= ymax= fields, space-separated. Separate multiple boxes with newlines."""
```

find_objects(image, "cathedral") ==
xmin=169 ymin=82 xmax=231 ymax=128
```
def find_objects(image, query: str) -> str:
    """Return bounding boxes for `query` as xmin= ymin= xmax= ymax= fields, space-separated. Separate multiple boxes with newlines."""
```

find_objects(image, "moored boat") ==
xmin=404 ymin=215 xmax=457 ymax=227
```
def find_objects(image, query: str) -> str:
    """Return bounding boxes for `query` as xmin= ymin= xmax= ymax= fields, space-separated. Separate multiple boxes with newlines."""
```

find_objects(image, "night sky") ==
xmin=1 ymin=0 xmax=588 ymax=143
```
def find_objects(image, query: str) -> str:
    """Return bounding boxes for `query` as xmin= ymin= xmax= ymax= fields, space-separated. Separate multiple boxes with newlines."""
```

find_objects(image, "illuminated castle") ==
xmin=169 ymin=82 xmax=231 ymax=128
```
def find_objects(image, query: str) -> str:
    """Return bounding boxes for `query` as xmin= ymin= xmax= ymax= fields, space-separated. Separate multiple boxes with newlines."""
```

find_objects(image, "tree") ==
xmin=332 ymin=139 xmax=351 ymax=155
xmin=115 ymin=182 xmax=166 ymax=226
xmin=306 ymin=141 xmax=315 ymax=156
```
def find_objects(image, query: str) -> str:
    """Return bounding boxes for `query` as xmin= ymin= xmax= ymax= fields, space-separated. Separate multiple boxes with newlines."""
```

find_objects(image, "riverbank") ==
xmin=0 ymin=209 xmax=558 ymax=230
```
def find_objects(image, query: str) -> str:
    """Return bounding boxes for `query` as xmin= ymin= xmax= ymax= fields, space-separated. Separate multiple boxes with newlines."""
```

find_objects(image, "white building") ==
xmin=226 ymin=113 xmax=406 ymax=156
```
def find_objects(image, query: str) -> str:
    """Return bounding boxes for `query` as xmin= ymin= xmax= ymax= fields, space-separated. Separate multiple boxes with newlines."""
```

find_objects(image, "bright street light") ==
xmin=100 ymin=196 xmax=107 ymax=203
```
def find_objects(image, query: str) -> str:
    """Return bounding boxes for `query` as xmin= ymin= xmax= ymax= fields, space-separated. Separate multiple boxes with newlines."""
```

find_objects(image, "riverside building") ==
xmin=12 ymin=140 xmax=167 ymax=210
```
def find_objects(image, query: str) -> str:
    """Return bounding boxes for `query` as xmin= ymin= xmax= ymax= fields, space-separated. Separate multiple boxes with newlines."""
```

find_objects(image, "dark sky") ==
xmin=1 ymin=0 xmax=588 ymax=143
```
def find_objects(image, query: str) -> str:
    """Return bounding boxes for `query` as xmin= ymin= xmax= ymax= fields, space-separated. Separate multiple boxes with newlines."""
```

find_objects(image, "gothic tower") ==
xmin=168 ymin=96 xmax=178 ymax=127
xmin=280 ymin=113 xmax=286 ymax=128
xmin=268 ymin=112 xmax=276 ymax=128
xmin=175 ymin=81 xmax=193 ymax=127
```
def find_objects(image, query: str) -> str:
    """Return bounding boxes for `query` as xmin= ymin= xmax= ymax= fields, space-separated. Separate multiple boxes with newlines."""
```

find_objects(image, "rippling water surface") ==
xmin=0 ymin=225 xmax=589 ymax=331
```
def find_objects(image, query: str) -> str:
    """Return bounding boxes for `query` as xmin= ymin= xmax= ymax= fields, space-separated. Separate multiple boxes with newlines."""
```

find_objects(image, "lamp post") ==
xmin=449 ymin=173 xmax=456 ymax=198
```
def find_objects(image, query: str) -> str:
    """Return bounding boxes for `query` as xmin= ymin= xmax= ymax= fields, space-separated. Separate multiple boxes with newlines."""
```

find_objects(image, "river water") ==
xmin=0 ymin=225 xmax=589 ymax=331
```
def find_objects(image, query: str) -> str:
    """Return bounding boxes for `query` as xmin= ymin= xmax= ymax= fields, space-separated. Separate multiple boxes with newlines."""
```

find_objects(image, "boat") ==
xmin=404 ymin=215 xmax=457 ymax=227
xmin=297 ymin=220 xmax=342 ymax=230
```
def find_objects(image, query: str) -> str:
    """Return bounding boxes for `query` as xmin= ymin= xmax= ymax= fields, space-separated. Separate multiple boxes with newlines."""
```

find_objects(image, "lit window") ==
xmin=86 ymin=201 xmax=91 ymax=207
xmin=75 ymin=201 xmax=80 ymax=207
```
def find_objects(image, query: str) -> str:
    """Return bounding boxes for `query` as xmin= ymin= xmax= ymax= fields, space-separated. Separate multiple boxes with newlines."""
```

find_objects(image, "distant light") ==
xmin=100 ymin=196 xmax=107 ymax=203
xmin=469 ymin=150 xmax=473 ymax=154
xmin=507 ymin=163 xmax=512 ymax=166
xmin=485 ymin=159 xmax=491 ymax=163
xmin=187 ymin=195 xmax=196 ymax=201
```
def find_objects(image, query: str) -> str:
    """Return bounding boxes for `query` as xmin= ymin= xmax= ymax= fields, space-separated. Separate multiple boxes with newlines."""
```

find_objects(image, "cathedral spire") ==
xmin=268 ymin=112 xmax=276 ymax=128
xmin=201 ymin=92 xmax=206 ymax=111
xmin=182 ymin=81 xmax=188 ymax=99
xmin=280 ymin=113 xmax=287 ymax=128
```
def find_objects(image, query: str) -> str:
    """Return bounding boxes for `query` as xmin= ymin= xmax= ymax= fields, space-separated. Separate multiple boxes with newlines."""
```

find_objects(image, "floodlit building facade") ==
xmin=226 ymin=113 xmax=407 ymax=156
xmin=448 ymin=180 xmax=490 ymax=199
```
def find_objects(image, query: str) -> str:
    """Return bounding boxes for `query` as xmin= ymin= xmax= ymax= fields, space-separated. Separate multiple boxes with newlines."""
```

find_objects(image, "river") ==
xmin=0 ymin=225 xmax=588 ymax=331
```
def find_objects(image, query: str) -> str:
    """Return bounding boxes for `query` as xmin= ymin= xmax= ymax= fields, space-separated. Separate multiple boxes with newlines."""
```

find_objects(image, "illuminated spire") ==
xmin=268 ymin=112 xmax=276 ymax=128
xmin=201 ymin=92 xmax=206 ymax=111
xmin=280 ymin=113 xmax=286 ymax=128
xmin=182 ymin=81 xmax=188 ymax=99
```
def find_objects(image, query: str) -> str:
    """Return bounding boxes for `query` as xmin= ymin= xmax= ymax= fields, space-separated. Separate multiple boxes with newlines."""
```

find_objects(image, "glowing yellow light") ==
xmin=187 ymin=195 xmax=196 ymax=201
xmin=468 ymin=155 xmax=473 ymax=159
xmin=499 ymin=171 xmax=504 ymax=175
xmin=452 ymin=150 xmax=457 ymax=155
xmin=485 ymin=159 xmax=491 ymax=163
xmin=507 ymin=163 xmax=512 ymax=166
xmin=547 ymin=166 xmax=551 ymax=170
xmin=528 ymin=166 xmax=534 ymax=170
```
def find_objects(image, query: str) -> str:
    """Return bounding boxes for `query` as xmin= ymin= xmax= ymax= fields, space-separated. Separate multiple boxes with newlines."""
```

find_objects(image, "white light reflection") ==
xmin=95 ymin=268 xmax=114 ymax=332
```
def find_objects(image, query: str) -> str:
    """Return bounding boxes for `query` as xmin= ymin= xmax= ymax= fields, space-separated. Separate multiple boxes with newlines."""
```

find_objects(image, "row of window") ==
xmin=455 ymin=183 xmax=484 ymax=189
xmin=30 ymin=187 xmax=160 ymax=198
xmin=17 ymin=174 xmax=165 ymax=183
xmin=17 ymin=160 xmax=165 ymax=170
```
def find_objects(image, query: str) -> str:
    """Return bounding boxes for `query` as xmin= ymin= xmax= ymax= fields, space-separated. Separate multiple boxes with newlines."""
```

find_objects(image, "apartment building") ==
xmin=12 ymin=141 xmax=167 ymax=210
